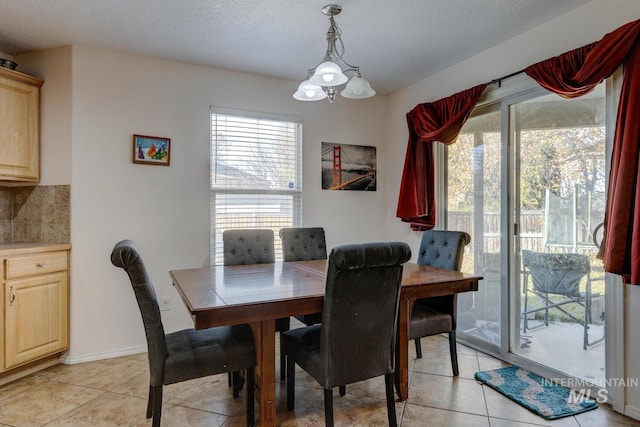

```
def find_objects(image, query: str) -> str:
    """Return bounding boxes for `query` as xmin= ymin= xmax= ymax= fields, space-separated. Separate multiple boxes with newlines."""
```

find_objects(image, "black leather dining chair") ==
xmin=409 ymin=230 xmax=470 ymax=376
xmin=223 ymin=229 xmax=291 ymax=393
xmin=282 ymin=241 xmax=411 ymax=427
xmin=223 ymin=228 xmax=277 ymax=266
xmin=279 ymin=227 xmax=328 ymax=262
xmin=279 ymin=227 xmax=328 ymax=380
xmin=111 ymin=239 xmax=256 ymax=427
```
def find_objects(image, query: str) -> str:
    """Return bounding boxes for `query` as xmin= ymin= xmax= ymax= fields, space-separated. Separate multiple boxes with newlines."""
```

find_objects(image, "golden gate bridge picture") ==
xmin=321 ymin=142 xmax=376 ymax=191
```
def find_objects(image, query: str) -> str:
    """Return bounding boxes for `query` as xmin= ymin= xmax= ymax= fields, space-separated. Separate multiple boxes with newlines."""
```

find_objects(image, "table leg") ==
xmin=250 ymin=320 xmax=276 ymax=426
xmin=395 ymin=298 xmax=410 ymax=401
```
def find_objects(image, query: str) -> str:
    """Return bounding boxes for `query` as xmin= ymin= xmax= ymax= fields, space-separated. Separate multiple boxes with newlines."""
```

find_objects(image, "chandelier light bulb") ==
xmin=310 ymin=61 xmax=348 ymax=87
xmin=341 ymin=75 xmax=376 ymax=99
xmin=293 ymin=79 xmax=327 ymax=101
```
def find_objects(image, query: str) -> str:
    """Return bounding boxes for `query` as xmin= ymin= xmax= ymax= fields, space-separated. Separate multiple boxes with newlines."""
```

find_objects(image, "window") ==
xmin=210 ymin=108 xmax=302 ymax=264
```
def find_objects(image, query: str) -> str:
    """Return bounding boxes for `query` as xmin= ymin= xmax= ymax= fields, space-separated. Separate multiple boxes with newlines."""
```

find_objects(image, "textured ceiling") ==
xmin=0 ymin=0 xmax=589 ymax=94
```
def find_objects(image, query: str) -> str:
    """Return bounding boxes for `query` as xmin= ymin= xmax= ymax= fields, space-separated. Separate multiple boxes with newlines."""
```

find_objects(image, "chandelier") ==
xmin=293 ymin=4 xmax=376 ymax=103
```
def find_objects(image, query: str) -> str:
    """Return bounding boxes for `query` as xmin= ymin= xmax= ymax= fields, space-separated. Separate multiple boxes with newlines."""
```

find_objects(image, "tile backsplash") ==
xmin=0 ymin=185 xmax=70 ymax=244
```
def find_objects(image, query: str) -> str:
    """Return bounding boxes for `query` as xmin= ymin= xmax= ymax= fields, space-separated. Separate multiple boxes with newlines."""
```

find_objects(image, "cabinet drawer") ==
xmin=5 ymin=251 xmax=68 ymax=279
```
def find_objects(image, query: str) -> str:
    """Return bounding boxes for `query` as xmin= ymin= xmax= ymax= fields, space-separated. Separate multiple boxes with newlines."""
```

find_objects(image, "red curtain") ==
xmin=525 ymin=19 xmax=640 ymax=284
xmin=396 ymin=85 xmax=486 ymax=230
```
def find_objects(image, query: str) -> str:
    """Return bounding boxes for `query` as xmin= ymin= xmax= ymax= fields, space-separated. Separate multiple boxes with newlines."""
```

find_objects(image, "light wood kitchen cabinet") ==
xmin=0 ymin=244 xmax=70 ymax=382
xmin=0 ymin=67 xmax=43 ymax=183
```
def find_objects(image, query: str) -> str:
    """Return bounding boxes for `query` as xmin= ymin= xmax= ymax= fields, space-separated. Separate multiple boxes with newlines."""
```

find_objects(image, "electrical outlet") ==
xmin=159 ymin=296 xmax=171 ymax=311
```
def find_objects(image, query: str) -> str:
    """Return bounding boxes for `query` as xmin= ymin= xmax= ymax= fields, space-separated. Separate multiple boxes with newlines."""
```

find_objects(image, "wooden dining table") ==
xmin=170 ymin=259 xmax=481 ymax=426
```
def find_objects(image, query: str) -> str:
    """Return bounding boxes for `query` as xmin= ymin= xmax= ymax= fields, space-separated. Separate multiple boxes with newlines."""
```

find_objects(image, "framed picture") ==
xmin=321 ymin=142 xmax=376 ymax=191
xmin=132 ymin=134 xmax=170 ymax=166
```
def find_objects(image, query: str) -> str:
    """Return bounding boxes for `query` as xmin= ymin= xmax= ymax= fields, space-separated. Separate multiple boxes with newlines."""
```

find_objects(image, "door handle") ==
xmin=9 ymin=286 xmax=15 ymax=306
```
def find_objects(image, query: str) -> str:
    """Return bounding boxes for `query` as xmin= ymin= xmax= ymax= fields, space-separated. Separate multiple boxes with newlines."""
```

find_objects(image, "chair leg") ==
xmin=324 ymin=388 xmax=334 ymax=427
xmin=523 ymin=281 xmax=529 ymax=332
xmin=448 ymin=331 xmax=459 ymax=376
xmin=146 ymin=384 xmax=153 ymax=418
xmin=414 ymin=338 xmax=422 ymax=359
xmin=246 ymin=367 xmax=255 ymax=427
xmin=232 ymin=370 xmax=242 ymax=398
xmin=385 ymin=373 xmax=398 ymax=427
xmin=339 ymin=385 xmax=346 ymax=396
xmin=286 ymin=358 xmax=296 ymax=410
xmin=150 ymin=385 xmax=162 ymax=427
xmin=583 ymin=294 xmax=590 ymax=350
xmin=228 ymin=371 xmax=232 ymax=387
xmin=544 ymin=292 xmax=550 ymax=326
xmin=280 ymin=338 xmax=286 ymax=381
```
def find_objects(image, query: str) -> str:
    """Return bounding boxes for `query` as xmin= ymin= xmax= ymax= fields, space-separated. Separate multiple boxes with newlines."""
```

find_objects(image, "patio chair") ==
xmin=521 ymin=250 xmax=604 ymax=349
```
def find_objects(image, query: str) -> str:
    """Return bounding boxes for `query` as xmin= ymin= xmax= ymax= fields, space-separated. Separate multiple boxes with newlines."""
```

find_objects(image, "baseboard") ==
xmin=624 ymin=404 xmax=640 ymax=421
xmin=60 ymin=345 xmax=147 ymax=365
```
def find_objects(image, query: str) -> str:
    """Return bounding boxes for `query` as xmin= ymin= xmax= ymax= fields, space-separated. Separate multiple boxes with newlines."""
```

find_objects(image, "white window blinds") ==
xmin=210 ymin=109 xmax=302 ymax=264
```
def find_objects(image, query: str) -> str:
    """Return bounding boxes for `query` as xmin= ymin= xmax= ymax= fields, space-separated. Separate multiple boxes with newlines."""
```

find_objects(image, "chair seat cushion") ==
xmin=409 ymin=302 xmax=453 ymax=340
xmin=281 ymin=325 xmax=323 ymax=383
xmin=163 ymin=324 xmax=256 ymax=385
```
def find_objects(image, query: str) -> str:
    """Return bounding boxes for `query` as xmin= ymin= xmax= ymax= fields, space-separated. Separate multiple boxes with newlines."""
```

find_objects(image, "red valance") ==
xmin=396 ymin=18 xmax=640 ymax=283
xmin=525 ymin=19 xmax=640 ymax=284
xmin=396 ymin=85 xmax=486 ymax=230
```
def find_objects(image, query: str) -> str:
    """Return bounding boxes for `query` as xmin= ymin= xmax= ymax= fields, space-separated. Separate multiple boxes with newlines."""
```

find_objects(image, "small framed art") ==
xmin=133 ymin=134 xmax=170 ymax=166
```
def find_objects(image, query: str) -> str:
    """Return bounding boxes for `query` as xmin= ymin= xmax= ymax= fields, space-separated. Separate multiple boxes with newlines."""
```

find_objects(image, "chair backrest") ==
xmin=417 ymin=230 xmax=471 ymax=271
xmin=223 ymin=229 xmax=275 ymax=266
xmin=279 ymin=227 xmax=327 ymax=262
xmin=110 ymin=239 xmax=167 ymax=386
xmin=522 ymin=250 xmax=590 ymax=297
xmin=319 ymin=241 xmax=411 ymax=388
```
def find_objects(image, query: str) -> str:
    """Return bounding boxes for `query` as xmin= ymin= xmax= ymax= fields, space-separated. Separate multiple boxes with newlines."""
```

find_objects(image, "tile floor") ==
xmin=0 ymin=335 xmax=638 ymax=426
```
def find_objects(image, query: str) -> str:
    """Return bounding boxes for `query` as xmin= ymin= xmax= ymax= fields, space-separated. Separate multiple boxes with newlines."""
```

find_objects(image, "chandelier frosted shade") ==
xmin=293 ymin=4 xmax=375 ymax=103
xmin=341 ymin=75 xmax=376 ymax=99
xmin=293 ymin=79 xmax=328 ymax=101
xmin=310 ymin=61 xmax=349 ymax=86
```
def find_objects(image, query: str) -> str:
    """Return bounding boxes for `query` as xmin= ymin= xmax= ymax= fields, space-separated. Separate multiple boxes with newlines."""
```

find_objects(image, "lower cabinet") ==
xmin=4 ymin=272 xmax=68 ymax=369
xmin=0 ymin=245 xmax=70 ymax=379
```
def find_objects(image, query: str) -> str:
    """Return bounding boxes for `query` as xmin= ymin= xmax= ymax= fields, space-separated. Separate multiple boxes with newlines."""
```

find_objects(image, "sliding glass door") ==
xmin=449 ymin=80 xmax=608 ymax=387
xmin=511 ymin=85 xmax=606 ymax=385
xmin=447 ymin=106 xmax=504 ymax=351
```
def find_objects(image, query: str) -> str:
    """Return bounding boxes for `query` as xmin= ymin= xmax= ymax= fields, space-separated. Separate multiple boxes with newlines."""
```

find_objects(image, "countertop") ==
xmin=0 ymin=243 xmax=71 ymax=256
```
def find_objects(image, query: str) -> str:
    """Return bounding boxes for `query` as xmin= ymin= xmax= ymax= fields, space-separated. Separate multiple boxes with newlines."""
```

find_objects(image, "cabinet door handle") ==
xmin=10 ymin=286 xmax=15 ymax=306
xmin=36 ymin=262 xmax=45 ymax=268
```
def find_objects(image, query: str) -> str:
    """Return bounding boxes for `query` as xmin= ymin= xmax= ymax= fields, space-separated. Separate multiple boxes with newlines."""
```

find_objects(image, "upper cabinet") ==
xmin=0 ymin=67 xmax=43 ymax=183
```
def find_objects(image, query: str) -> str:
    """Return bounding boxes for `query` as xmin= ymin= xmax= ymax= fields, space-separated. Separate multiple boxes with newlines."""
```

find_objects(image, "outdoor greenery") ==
xmin=446 ymin=99 xmax=607 ymax=326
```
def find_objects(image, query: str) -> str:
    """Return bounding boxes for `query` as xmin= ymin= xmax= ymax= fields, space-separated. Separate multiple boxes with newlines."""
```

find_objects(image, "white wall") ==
xmin=385 ymin=0 xmax=640 ymax=417
xmin=17 ymin=46 xmax=388 ymax=361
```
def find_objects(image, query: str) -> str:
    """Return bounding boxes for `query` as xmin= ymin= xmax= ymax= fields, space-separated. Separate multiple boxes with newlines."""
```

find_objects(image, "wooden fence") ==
xmin=449 ymin=211 xmax=546 ymax=253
